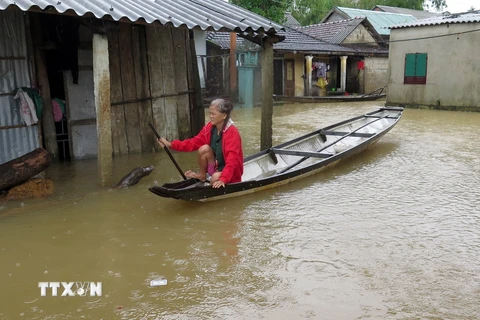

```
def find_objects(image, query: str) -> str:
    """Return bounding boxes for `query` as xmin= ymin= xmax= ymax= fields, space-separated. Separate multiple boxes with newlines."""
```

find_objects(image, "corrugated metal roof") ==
xmin=335 ymin=7 xmax=417 ymax=35
xmin=373 ymin=5 xmax=439 ymax=20
xmin=0 ymin=0 xmax=284 ymax=34
xmin=390 ymin=12 xmax=480 ymax=29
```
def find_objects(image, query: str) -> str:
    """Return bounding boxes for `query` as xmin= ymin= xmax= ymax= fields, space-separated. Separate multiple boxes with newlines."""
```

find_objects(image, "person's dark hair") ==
xmin=211 ymin=98 xmax=234 ymax=135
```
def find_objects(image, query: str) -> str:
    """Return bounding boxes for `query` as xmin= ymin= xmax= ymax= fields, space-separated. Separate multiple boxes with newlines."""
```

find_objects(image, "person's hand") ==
xmin=157 ymin=138 xmax=171 ymax=148
xmin=212 ymin=180 xmax=225 ymax=188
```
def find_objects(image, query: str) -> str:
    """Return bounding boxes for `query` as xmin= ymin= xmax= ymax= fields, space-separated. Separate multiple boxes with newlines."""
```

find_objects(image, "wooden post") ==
xmin=260 ymin=38 xmax=274 ymax=150
xmin=30 ymin=13 xmax=59 ymax=160
xmin=188 ymin=30 xmax=205 ymax=135
xmin=92 ymin=33 xmax=112 ymax=187
xmin=229 ymin=32 xmax=237 ymax=101
xmin=222 ymin=55 xmax=229 ymax=95
xmin=172 ymin=28 xmax=191 ymax=140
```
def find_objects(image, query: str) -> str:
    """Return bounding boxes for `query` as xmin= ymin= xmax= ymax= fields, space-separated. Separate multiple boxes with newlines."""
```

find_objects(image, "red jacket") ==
xmin=170 ymin=120 xmax=243 ymax=184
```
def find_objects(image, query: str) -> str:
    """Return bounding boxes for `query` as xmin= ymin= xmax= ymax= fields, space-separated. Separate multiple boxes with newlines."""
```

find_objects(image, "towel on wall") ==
xmin=14 ymin=88 xmax=39 ymax=126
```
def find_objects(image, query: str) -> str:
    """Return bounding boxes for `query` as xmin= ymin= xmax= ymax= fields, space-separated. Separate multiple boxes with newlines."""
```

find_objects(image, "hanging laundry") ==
xmin=19 ymin=87 xmax=44 ymax=118
xmin=313 ymin=62 xmax=327 ymax=78
xmin=14 ymin=88 xmax=38 ymax=126
xmin=52 ymin=99 xmax=63 ymax=122
xmin=357 ymin=61 xmax=365 ymax=70
xmin=316 ymin=78 xmax=328 ymax=88
xmin=53 ymin=98 xmax=66 ymax=116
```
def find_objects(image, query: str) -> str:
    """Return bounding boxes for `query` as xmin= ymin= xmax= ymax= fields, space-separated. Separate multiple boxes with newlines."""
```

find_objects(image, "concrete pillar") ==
xmin=305 ymin=55 xmax=313 ymax=96
xmin=260 ymin=39 xmax=274 ymax=150
xmin=340 ymin=55 xmax=348 ymax=92
xmin=92 ymin=34 xmax=112 ymax=187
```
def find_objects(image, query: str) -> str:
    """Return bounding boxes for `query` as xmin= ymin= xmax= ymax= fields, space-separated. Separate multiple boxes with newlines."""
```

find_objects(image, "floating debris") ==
xmin=150 ymin=279 xmax=167 ymax=286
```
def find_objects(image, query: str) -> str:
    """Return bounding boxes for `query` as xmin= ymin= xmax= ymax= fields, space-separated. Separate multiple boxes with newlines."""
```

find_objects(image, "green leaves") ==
xmin=231 ymin=0 xmax=447 ymax=26
xmin=231 ymin=0 xmax=291 ymax=24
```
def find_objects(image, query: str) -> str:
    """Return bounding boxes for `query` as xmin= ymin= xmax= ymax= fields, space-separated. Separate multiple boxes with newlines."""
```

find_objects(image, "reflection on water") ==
xmin=1 ymin=101 xmax=479 ymax=319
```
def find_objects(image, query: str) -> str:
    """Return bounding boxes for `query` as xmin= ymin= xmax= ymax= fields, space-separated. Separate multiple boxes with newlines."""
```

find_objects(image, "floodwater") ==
xmin=0 ymin=101 xmax=479 ymax=319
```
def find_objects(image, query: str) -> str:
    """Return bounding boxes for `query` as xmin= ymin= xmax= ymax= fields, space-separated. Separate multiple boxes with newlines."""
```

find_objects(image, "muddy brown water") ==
xmin=1 ymin=101 xmax=479 ymax=319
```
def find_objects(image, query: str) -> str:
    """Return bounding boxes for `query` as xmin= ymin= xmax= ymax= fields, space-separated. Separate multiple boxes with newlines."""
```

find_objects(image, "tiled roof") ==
xmin=0 ymin=0 xmax=284 ymax=34
xmin=297 ymin=18 xmax=364 ymax=43
xmin=329 ymin=7 xmax=418 ymax=35
xmin=373 ymin=5 xmax=439 ymax=20
xmin=206 ymin=32 xmax=254 ymax=50
xmin=207 ymin=28 xmax=388 ymax=55
xmin=284 ymin=12 xmax=302 ymax=28
xmin=390 ymin=12 xmax=480 ymax=29
xmin=274 ymin=27 xmax=356 ymax=53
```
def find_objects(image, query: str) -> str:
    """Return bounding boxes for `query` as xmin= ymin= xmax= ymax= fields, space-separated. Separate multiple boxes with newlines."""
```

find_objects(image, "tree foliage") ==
xmin=293 ymin=0 xmax=447 ymax=25
xmin=230 ymin=0 xmax=290 ymax=24
xmin=230 ymin=0 xmax=448 ymax=26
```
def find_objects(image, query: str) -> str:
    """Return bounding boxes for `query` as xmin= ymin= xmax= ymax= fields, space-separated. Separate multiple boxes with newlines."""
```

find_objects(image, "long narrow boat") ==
xmin=149 ymin=107 xmax=404 ymax=202
xmin=273 ymin=92 xmax=386 ymax=103
xmin=273 ymin=86 xmax=387 ymax=103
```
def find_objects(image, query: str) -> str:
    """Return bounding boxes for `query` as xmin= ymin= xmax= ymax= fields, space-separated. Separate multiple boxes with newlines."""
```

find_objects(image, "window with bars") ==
xmin=404 ymin=53 xmax=427 ymax=84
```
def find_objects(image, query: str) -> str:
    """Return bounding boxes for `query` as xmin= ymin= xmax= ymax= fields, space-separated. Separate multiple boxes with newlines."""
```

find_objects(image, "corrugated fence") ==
xmin=0 ymin=10 xmax=40 ymax=165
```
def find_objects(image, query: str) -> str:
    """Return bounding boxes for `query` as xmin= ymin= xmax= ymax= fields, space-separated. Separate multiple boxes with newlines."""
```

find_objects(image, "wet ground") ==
xmin=0 ymin=101 xmax=479 ymax=319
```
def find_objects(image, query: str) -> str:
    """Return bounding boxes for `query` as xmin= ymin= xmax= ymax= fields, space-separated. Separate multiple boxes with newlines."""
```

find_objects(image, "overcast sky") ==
xmin=440 ymin=0 xmax=480 ymax=12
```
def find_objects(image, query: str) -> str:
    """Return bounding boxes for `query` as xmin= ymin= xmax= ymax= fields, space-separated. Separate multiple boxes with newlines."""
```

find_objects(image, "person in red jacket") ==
xmin=158 ymin=98 xmax=243 ymax=188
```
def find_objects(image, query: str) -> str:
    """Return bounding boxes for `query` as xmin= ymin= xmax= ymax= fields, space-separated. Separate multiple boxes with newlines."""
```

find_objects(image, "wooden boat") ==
xmin=149 ymin=107 xmax=404 ymax=202
xmin=273 ymin=86 xmax=387 ymax=103
xmin=273 ymin=93 xmax=386 ymax=103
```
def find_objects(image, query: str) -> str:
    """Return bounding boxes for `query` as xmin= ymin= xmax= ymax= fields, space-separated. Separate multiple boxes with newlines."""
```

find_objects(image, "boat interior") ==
xmin=241 ymin=108 xmax=403 ymax=181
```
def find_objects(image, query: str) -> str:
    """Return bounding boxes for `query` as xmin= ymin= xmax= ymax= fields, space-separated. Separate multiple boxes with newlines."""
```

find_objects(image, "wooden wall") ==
xmin=107 ymin=24 xmax=197 ymax=156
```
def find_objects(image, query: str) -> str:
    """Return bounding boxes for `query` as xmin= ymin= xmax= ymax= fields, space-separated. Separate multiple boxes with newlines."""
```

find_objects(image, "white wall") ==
xmin=387 ymin=22 xmax=480 ymax=109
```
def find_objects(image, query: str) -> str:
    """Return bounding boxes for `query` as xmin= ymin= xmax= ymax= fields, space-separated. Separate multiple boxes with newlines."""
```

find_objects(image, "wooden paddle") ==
xmin=149 ymin=123 xmax=187 ymax=180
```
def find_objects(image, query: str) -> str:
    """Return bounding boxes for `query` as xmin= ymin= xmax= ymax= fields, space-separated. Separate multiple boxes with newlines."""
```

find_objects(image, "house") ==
xmin=0 ymin=0 xmax=284 ymax=184
xmin=372 ymin=5 xmax=439 ymax=20
xmin=205 ymin=11 xmax=302 ymax=104
xmin=284 ymin=12 xmax=302 ymax=28
xmin=273 ymin=26 xmax=387 ymax=96
xmin=206 ymin=21 xmax=388 ymax=101
xmin=297 ymin=17 xmax=388 ymax=94
xmin=386 ymin=12 xmax=480 ymax=112
xmin=205 ymin=31 xmax=263 ymax=107
xmin=321 ymin=7 xmax=418 ymax=41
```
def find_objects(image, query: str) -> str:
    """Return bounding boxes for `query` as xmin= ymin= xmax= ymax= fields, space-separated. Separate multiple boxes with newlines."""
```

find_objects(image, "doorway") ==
xmin=41 ymin=14 xmax=81 ymax=161
xmin=273 ymin=59 xmax=283 ymax=95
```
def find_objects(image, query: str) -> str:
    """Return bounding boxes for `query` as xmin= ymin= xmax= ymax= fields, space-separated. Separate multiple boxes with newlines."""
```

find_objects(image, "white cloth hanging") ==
xmin=14 ymin=88 xmax=38 ymax=126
